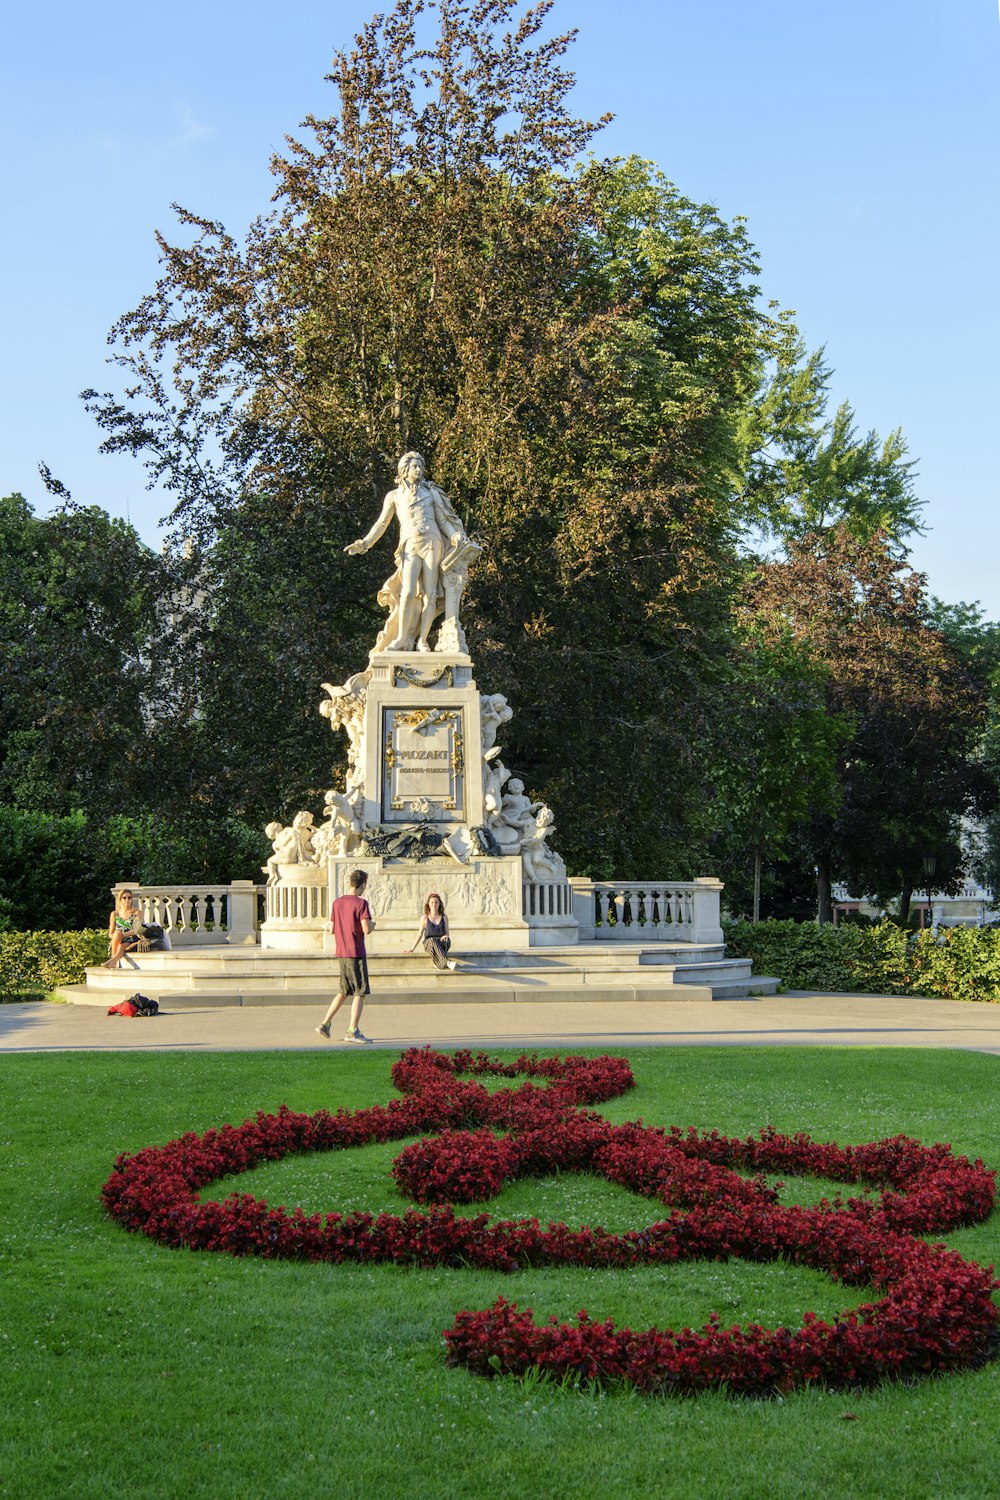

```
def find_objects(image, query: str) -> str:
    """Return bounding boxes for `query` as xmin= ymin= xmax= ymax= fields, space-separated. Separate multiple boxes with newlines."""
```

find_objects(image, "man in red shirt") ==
xmin=316 ymin=869 xmax=375 ymax=1044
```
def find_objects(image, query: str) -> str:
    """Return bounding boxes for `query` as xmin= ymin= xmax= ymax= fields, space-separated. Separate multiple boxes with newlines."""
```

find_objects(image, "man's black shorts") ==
xmin=338 ymin=957 xmax=370 ymax=996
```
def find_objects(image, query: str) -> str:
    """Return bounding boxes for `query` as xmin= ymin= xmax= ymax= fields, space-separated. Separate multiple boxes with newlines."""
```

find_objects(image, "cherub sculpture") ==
xmin=519 ymin=805 xmax=565 ymax=882
xmin=262 ymin=811 xmax=318 ymax=885
xmin=313 ymin=790 xmax=362 ymax=861
xmin=319 ymin=671 xmax=369 ymax=796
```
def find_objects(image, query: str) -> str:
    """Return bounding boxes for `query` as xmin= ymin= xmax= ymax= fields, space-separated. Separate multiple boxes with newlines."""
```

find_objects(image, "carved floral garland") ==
xmin=101 ymin=1048 xmax=998 ymax=1397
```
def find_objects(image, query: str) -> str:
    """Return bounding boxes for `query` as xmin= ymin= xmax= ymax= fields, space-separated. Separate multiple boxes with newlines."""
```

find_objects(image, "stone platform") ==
xmin=66 ymin=942 xmax=778 ymax=1007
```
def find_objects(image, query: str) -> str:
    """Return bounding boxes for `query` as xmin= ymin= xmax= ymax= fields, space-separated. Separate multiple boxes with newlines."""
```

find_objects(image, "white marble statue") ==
xmin=345 ymin=452 xmax=481 ymax=653
xmin=484 ymin=776 xmax=538 ymax=854
xmin=480 ymin=693 xmax=513 ymax=754
xmin=498 ymin=777 xmax=542 ymax=837
xmin=263 ymin=812 xmax=318 ymax=885
xmin=519 ymin=805 xmax=566 ymax=882
xmin=481 ymin=774 xmax=561 ymax=878
xmin=319 ymin=671 xmax=370 ymax=796
xmin=483 ymin=746 xmax=510 ymax=820
xmin=313 ymin=789 xmax=362 ymax=861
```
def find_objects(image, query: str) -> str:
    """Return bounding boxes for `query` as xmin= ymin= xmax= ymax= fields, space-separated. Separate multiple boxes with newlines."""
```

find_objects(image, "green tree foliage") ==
xmin=738 ymin=328 xmax=922 ymax=543
xmin=82 ymin=0 xmax=775 ymax=875
xmin=711 ymin=628 xmax=850 ymax=920
xmin=0 ymin=807 xmax=96 ymax=929
xmin=927 ymin=597 xmax=1000 ymax=898
xmin=742 ymin=527 xmax=993 ymax=921
xmin=0 ymin=493 xmax=162 ymax=818
xmin=0 ymin=495 xmax=271 ymax=924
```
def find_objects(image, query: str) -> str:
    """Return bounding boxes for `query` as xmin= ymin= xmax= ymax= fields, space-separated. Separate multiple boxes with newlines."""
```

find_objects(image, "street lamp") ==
xmin=922 ymin=853 xmax=937 ymax=930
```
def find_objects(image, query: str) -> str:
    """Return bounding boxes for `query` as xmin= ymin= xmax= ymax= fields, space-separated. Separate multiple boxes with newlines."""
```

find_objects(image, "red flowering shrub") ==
xmin=101 ymin=1047 xmax=998 ymax=1396
xmin=393 ymin=1130 xmax=518 ymax=1203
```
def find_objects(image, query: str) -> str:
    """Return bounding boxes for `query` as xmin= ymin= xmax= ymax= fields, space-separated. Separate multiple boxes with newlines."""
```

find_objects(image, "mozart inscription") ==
xmin=382 ymin=706 xmax=465 ymax=821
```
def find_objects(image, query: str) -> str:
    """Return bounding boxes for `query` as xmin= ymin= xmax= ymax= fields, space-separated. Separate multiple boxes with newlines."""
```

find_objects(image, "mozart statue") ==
xmin=345 ymin=452 xmax=481 ymax=653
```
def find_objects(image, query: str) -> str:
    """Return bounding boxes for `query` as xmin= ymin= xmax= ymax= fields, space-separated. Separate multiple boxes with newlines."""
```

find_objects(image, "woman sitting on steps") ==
xmin=106 ymin=889 xmax=142 ymax=970
xmin=409 ymin=892 xmax=457 ymax=971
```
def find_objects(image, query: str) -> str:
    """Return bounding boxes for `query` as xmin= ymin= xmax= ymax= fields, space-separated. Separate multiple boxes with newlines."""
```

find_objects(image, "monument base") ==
xmin=260 ymin=854 xmax=576 ymax=952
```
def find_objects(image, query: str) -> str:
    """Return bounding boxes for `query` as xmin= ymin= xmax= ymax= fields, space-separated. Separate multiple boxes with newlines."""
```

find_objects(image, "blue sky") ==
xmin=2 ymin=1 xmax=998 ymax=613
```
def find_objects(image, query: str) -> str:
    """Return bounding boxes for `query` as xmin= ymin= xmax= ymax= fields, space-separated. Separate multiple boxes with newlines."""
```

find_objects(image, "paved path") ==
xmin=3 ymin=991 xmax=1000 ymax=1053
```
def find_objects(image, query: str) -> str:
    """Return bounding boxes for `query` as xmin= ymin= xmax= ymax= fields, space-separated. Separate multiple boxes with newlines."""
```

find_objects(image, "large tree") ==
xmin=926 ymin=598 xmax=1000 ymax=899
xmin=81 ymin=0 xmax=774 ymax=874
xmin=710 ymin=627 xmax=849 ymax=921
xmin=0 ymin=493 xmax=163 ymax=819
xmin=741 ymin=527 xmax=993 ymax=922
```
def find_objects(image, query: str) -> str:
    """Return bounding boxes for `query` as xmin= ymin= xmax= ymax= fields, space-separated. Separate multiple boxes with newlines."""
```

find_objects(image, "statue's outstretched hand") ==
xmin=345 ymin=540 xmax=367 ymax=555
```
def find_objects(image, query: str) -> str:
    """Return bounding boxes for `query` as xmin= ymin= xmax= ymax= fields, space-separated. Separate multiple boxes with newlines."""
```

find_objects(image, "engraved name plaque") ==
xmin=381 ymin=706 xmax=465 ymax=822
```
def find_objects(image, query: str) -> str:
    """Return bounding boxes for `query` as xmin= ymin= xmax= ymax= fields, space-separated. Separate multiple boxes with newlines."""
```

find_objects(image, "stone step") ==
xmin=82 ymin=954 xmax=760 ymax=992
xmin=61 ymin=980 xmax=722 ymax=1008
xmin=73 ymin=961 xmax=779 ymax=1007
xmin=94 ymin=941 xmax=730 ymax=975
xmin=77 ymin=939 xmax=776 ymax=1006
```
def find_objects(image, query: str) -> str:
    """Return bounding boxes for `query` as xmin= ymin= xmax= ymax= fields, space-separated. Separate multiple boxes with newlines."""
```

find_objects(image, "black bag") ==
xmin=141 ymin=923 xmax=166 ymax=951
xmin=129 ymin=992 xmax=159 ymax=1017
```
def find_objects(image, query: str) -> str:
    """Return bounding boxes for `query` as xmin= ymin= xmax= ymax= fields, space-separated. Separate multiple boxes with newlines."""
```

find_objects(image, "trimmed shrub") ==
xmin=907 ymin=926 xmax=1000 ymax=1004
xmin=725 ymin=918 xmax=1000 ymax=1002
xmin=0 ymin=930 xmax=107 ymax=998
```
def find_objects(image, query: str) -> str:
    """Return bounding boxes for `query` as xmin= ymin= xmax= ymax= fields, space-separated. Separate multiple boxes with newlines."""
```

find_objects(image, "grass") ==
xmin=1 ymin=1045 xmax=998 ymax=1500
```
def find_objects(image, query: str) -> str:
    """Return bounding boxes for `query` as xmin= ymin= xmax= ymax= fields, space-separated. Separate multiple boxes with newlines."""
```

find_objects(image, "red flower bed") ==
xmin=100 ymin=1046 xmax=998 ymax=1396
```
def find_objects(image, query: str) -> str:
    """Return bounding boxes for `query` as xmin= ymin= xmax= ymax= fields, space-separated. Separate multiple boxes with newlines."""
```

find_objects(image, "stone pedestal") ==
xmin=690 ymin=877 xmax=725 ymax=944
xmin=260 ymin=636 xmax=577 ymax=950
xmin=362 ymin=650 xmax=484 ymax=830
xmin=227 ymin=880 xmax=261 ymax=945
xmin=324 ymin=853 xmax=529 ymax=953
xmin=261 ymin=864 xmax=328 ymax=951
xmin=261 ymin=854 xmax=577 ymax=951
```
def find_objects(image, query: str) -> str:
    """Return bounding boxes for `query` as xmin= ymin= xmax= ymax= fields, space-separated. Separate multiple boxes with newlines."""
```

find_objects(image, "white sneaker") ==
xmin=345 ymin=1029 xmax=373 ymax=1044
xmin=446 ymin=960 xmax=457 ymax=971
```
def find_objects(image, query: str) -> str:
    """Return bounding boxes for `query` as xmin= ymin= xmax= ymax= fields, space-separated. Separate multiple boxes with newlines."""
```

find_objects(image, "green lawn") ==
xmin=2 ymin=1046 xmax=998 ymax=1500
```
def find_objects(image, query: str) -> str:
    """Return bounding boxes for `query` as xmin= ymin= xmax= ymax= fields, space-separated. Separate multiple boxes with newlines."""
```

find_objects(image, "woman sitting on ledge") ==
xmin=409 ymin=892 xmax=457 ymax=971
xmin=106 ymin=890 xmax=141 ymax=970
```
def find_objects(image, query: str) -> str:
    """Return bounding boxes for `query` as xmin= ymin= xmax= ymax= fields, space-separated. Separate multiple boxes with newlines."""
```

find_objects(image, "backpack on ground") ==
xmin=107 ymin=993 xmax=159 ymax=1017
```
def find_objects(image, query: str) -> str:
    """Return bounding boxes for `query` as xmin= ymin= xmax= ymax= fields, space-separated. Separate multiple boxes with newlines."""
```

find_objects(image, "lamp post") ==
xmin=921 ymin=853 xmax=937 ymax=931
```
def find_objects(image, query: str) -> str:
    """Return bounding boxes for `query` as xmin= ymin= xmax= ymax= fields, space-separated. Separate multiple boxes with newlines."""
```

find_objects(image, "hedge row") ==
xmin=0 ymin=930 xmax=108 ymax=998
xmin=725 ymin=919 xmax=1000 ymax=1003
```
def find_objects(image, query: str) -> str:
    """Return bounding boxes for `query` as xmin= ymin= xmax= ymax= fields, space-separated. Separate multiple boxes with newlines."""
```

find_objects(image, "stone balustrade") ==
xmin=114 ymin=875 xmax=722 ymax=949
xmin=570 ymin=877 xmax=724 ymax=945
xmin=523 ymin=879 xmax=573 ymax=920
xmin=522 ymin=877 xmax=577 ymax=942
xmin=113 ymin=882 xmax=262 ymax=946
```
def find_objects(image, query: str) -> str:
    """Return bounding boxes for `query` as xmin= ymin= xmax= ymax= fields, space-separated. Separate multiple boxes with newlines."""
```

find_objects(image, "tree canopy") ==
xmin=739 ymin=527 xmax=993 ymax=921
xmin=80 ymin=0 xmax=776 ymax=877
xmin=3 ymin=0 xmax=990 ymax=928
